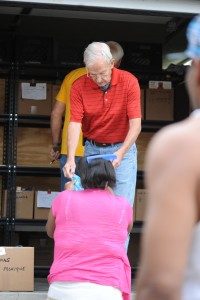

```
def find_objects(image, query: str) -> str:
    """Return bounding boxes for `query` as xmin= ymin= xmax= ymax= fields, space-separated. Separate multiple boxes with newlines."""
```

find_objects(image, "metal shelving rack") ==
xmin=0 ymin=33 xmax=187 ymax=277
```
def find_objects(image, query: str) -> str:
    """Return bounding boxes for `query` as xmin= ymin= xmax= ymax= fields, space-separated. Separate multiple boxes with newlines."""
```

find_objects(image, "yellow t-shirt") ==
xmin=56 ymin=67 xmax=87 ymax=156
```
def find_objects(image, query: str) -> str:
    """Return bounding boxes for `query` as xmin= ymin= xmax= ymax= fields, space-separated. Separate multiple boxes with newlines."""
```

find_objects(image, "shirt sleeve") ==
xmin=56 ymin=71 xmax=76 ymax=103
xmin=70 ymin=82 xmax=84 ymax=123
xmin=120 ymin=197 xmax=133 ymax=227
xmin=51 ymin=193 xmax=63 ymax=217
xmin=127 ymin=75 xmax=141 ymax=119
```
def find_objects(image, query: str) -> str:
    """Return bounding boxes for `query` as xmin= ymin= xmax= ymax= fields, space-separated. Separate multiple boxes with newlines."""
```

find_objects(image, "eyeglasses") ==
xmin=87 ymin=66 xmax=112 ymax=80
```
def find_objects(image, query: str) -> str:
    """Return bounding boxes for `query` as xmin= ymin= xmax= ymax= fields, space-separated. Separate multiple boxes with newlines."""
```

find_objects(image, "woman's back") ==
xmin=54 ymin=189 xmax=130 ymax=242
xmin=48 ymin=189 xmax=132 ymax=297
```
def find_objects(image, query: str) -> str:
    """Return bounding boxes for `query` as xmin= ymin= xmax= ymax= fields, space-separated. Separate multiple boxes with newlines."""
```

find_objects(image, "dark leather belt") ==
xmin=85 ymin=138 xmax=122 ymax=147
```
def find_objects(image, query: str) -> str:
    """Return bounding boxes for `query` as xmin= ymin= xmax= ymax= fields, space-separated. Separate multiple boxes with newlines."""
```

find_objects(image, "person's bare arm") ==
xmin=128 ymin=211 xmax=134 ymax=233
xmin=46 ymin=209 xmax=55 ymax=238
xmin=50 ymin=101 xmax=65 ymax=160
xmin=136 ymin=128 xmax=198 ymax=300
xmin=62 ymin=121 xmax=81 ymax=178
xmin=113 ymin=118 xmax=141 ymax=168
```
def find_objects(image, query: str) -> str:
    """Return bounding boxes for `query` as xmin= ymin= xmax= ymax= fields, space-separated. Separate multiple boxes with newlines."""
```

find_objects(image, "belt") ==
xmin=85 ymin=138 xmax=122 ymax=147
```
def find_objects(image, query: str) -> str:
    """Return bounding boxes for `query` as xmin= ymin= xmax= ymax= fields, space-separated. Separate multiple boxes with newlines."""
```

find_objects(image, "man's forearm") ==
xmin=51 ymin=115 xmax=62 ymax=144
xmin=50 ymin=102 xmax=65 ymax=145
xmin=119 ymin=118 xmax=141 ymax=156
xmin=67 ymin=122 xmax=81 ymax=160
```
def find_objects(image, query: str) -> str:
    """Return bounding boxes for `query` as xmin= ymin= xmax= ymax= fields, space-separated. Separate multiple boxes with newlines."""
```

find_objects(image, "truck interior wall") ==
xmin=0 ymin=14 xmax=166 ymax=43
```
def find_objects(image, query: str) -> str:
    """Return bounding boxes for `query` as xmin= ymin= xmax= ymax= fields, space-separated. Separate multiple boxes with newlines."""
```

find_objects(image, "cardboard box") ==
xmin=146 ymin=88 xmax=174 ymax=121
xmin=17 ymin=127 xmax=59 ymax=168
xmin=34 ymin=191 xmax=59 ymax=220
xmin=2 ymin=190 xmax=34 ymax=219
xmin=0 ymin=79 xmax=5 ymax=114
xmin=15 ymin=190 xmax=34 ymax=219
xmin=136 ymin=132 xmax=154 ymax=171
xmin=0 ymin=247 xmax=34 ymax=291
xmin=135 ymin=189 xmax=148 ymax=221
xmin=34 ymin=202 xmax=49 ymax=220
xmin=18 ymin=80 xmax=52 ymax=115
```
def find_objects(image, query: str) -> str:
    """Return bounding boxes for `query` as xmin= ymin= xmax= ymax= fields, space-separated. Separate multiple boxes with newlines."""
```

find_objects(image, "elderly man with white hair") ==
xmin=51 ymin=41 xmax=125 ymax=191
xmin=63 ymin=42 xmax=141 ymax=212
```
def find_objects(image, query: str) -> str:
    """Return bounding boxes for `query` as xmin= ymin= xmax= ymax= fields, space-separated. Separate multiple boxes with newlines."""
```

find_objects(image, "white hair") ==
xmin=83 ymin=42 xmax=113 ymax=67
xmin=106 ymin=41 xmax=124 ymax=63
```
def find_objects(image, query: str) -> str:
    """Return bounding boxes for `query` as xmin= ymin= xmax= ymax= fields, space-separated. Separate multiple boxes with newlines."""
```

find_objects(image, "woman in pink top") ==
xmin=46 ymin=157 xmax=133 ymax=300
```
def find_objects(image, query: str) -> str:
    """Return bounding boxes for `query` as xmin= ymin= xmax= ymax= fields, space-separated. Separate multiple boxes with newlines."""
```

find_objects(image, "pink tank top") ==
xmin=47 ymin=189 xmax=132 ymax=300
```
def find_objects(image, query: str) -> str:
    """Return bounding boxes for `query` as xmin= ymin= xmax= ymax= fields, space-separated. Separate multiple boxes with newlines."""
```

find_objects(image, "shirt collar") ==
xmin=111 ymin=67 xmax=120 ymax=86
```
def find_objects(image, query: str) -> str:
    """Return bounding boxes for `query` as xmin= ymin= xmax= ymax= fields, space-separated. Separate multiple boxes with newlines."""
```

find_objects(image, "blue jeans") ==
xmin=84 ymin=140 xmax=137 ymax=207
xmin=85 ymin=141 xmax=137 ymax=249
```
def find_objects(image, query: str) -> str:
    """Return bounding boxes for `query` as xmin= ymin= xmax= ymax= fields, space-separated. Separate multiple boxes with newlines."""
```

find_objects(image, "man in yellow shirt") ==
xmin=50 ymin=41 xmax=124 ymax=190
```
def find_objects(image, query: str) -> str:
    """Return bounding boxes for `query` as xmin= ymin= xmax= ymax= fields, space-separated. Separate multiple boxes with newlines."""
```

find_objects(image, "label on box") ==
xmin=0 ymin=247 xmax=34 ymax=291
xmin=21 ymin=83 xmax=47 ymax=100
xmin=37 ymin=191 xmax=59 ymax=208
xmin=30 ymin=106 xmax=38 ymax=114
xmin=149 ymin=81 xmax=172 ymax=89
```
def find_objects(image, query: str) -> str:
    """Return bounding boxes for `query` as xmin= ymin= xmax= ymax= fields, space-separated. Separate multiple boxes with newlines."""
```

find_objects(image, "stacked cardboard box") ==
xmin=18 ymin=80 xmax=52 ymax=115
xmin=17 ymin=80 xmax=62 ymax=116
xmin=17 ymin=127 xmax=59 ymax=167
xmin=1 ymin=188 xmax=59 ymax=220
xmin=0 ymin=247 xmax=34 ymax=291
xmin=34 ymin=190 xmax=59 ymax=220
xmin=145 ymin=81 xmax=174 ymax=121
xmin=2 ymin=189 xmax=34 ymax=219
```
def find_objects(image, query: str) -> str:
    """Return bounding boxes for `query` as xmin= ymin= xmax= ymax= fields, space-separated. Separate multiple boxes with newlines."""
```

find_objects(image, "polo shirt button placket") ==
xmin=104 ymin=92 xmax=109 ymax=106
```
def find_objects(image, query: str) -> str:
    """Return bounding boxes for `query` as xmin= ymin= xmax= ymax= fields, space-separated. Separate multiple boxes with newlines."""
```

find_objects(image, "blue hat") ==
xmin=186 ymin=15 xmax=200 ymax=59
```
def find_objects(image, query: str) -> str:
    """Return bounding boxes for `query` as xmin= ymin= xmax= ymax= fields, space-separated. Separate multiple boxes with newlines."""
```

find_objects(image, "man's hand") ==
xmin=64 ymin=180 xmax=74 ymax=190
xmin=50 ymin=144 xmax=61 ymax=163
xmin=63 ymin=159 xmax=76 ymax=178
xmin=113 ymin=149 xmax=124 ymax=168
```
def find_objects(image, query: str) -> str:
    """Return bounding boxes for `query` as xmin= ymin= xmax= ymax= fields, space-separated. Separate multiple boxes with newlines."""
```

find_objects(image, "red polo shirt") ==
xmin=70 ymin=67 xmax=141 ymax=143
